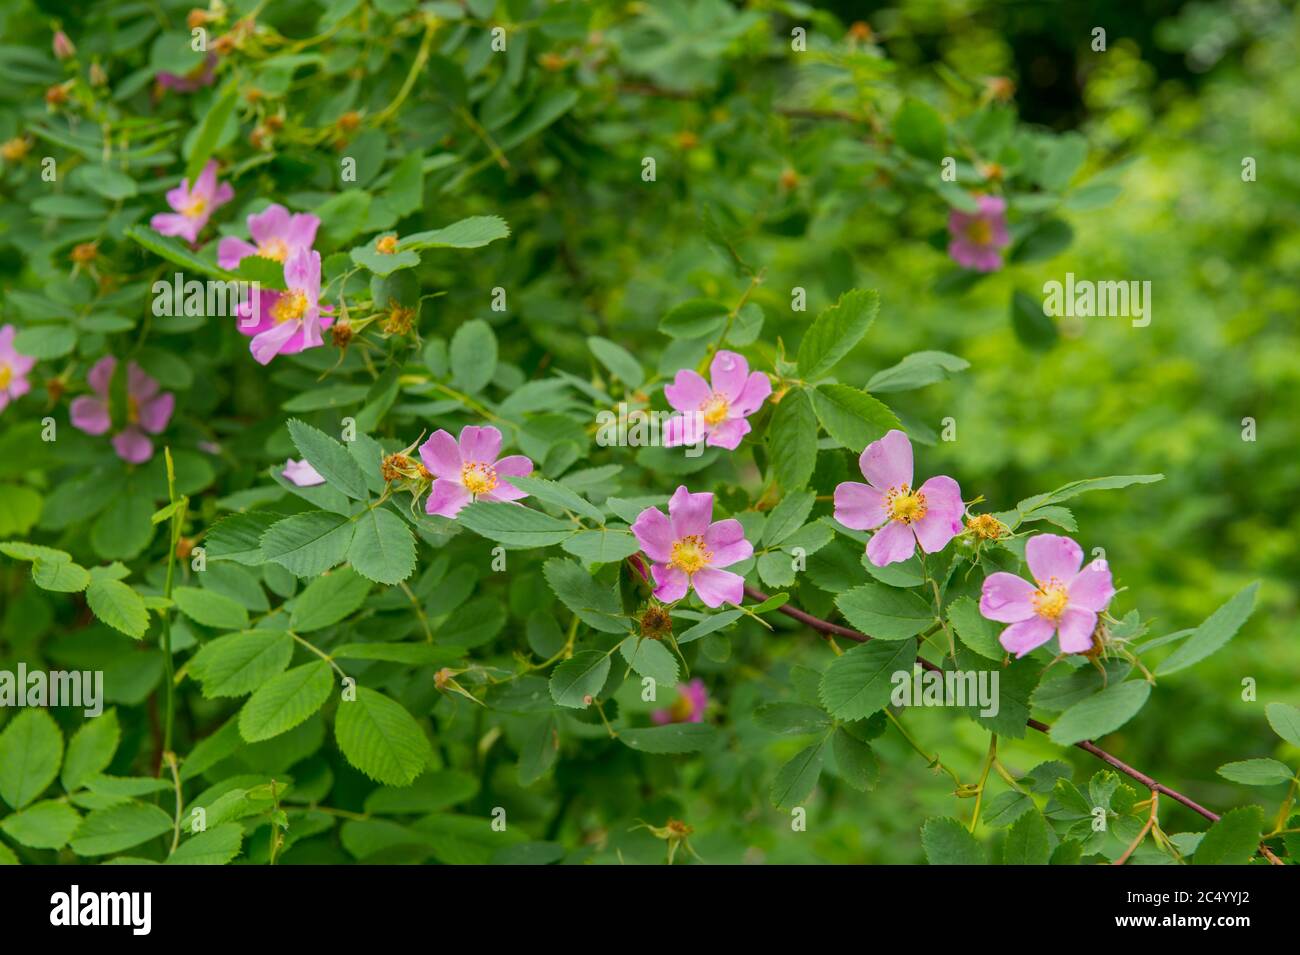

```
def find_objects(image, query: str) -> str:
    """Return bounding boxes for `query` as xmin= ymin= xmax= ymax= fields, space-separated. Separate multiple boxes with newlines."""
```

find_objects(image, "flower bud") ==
xmin=53 ymin=31 xmax=75 ymax=61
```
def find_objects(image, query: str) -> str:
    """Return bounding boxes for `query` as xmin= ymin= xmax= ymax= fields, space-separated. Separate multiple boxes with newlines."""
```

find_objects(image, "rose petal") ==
xmin=1025 ymin=534 xmax=1084 ymax=585
xmin=866 ymin=520 xmax=916 ymax=566
xmin=426 ymin=478 xmax=471 ymax=518
xmin=650 ymin=563 xmax=689 ymax=603
xmin=833 ymin=481 xmax=887 ymax=531
xmin=703 ymin=518 xmax=752 ymax=568
xmin=999 ymin=616 xmax=1055 ymax=658
xmin=979 ymin=572 xmax=1037 ymax=623
xmin=667 ymin=485 xmax=713 ymax=539
xmin=692 ymin=567 xmax=744 ymax=608
xmin=631 ymin=506 xmax=675 ymax=563
xmin=459 ymin=425 xmax=502 ymax=464
xmin=859 ymin=429 xmax=913 ymax=491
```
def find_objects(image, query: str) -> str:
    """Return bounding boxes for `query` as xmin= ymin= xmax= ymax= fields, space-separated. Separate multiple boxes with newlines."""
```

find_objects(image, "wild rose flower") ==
xmin=0 ymin=324 xmax=36 ymax=413
xmin=218 ymin=204 xmax=321 ymax=270
xmin=236 ymin=248 xmax=332 ymax=365
xmin=282 ymin=459 xmax=324 ymax=487
xmin=631 ymin=486 xmax=752 ymax=607
xmin=70 ymin=356 xmax=174 ymax=464
xmin=663 ymin=350 xmax=771 ymax=451
xmin=979 ymin=533 xmax=1115 ymax=658
xmin=947 ymin=195 xmax=1010 ymax=272
xmin=652 ymin=678 xmax=709 ymax=725
xmin=833 ymin=429 xmax=964 ymax=567
xmin=157 ymin=54 xmax=217 ymax=93
xmin=419 ymin=425 xmax=533 ymax=518
xmin=150 ymin=160 xmax=233 ymax=244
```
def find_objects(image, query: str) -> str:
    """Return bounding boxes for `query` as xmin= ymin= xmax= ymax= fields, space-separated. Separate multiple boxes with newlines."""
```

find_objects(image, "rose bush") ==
xmin=0 ymin=0 xmax=1295 ymax=866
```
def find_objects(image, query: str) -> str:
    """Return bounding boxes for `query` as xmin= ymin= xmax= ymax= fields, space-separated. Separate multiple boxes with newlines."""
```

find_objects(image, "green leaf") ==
xmin=658 ymin=299 xmax=728 ymax=339
xmin=126 ymin=225 xmax=235 ymax=281
xmin=205 ymin=511 xmax=282 ymax=565
xmin=677 ymin=609 xmax=742 ymax=644
xmin=866 ymin=351 xmax=969 ymax=394
xmin=1266 ymin=702 xmax=1300 ymax=749
xmin=0 ymin=799 xmax=81 ymax=849
xmin=348 ymin=507 xmax=416 ymax=584
xmin=1003 ymin=810 xmax=1051 ymax=864
xmin=460 ymin=502 xmax=576 ymax=548
xmin=796 ymin=288 xmax=879 ymax=381
xmin=364 ymin=770 xmax=480 ymax=814
xmin=835 ymin=583 xmax=933 ymax=640
xmin=947 ymin=596 xmax=1003 ymax=660
xmin=0 ymin=485 xmax=43 ymax=536
xmin=767 ymin=388 xmax=818 ymax=491
xmin=507 ymin=474 xmax=605 ymax=524
xmin=921 ymin=816 xmax=984 ymax=864
xmin=286 ymin=419 xmax=369 ymax=501
xmin=1193 ymin=806 xmax=1264 ymax=865
xmin=450 ymin=319 xmax=498 ymax=394
xmin=619 ymin=637 xmax=679 ymax=687
xmin=894 ymin=98 xmax=946 ymax=161
xmin=542 ymin=558 xmax=627 ymax=633
xmin=549 ymin=650 xmax=611 ymax=708
xmin=754 ymin=702 xmax=831 ymax=736
xmin=85 ymin=572 xmax=149 ymax=639
xmin=1216 ymin=759 xmax=1294 ymax=787
xmin=771 ymin=740 xmax=826 ymax=808
xmin=983 ymin=791 xmax=1034 ymax=827
xmin=1010 ymin=289 xmax=1058 ymax=351
xmin=350 ymin=239 xmax=420 ymax=275
xmin=1010 ymin=218 xmax=1073 ymax=263
xmin=335 ymin=643 xmax=461 ymax=665
xmin=190 ymin=630 xmax=294 ymax=698
xmin=587 ymin=336 xmax=644 ymax=389
xmin=32 ymin=557 xmax=90 ymax=593
xmin=184 ymin=82 xmax=238 ymax=183
xmin=290 ymin=567 xmax=372 ymax=632
xmin=239 ymin=661 xmax=334 ymax=742
xmin=1017 ymin=474 xmax=1164 ymax=512
xmin=399 ymin=215 xmax=510 ymax=251
xmin=832 ymin=728 xmax=878 ymax=791
xmin=819 ymin=640 xmax=916 ymax=721
xmin=761 ymin=490 xmax=815 ymax=547
xmin=260 ymin=510 xmax=355 ymax=577
xmin=13 ymin=325 xmax=75 ymax=359
xmin=76 ymin=165 xmax=139 ymax=200
xmin=812 ymin=384 xmax=901 ymax=450
xmin=620 ymin=723 xmax=719 ymax=754
xmin=166 ymin=823 xmax=243 ymax=864
xmin=172 ymin=585 xmax=249 ymax=630
xmin=561 ymin=529 xmax=640 ymax=564
xmin=61 ymin=709 xmax=120 ymax=792
xmin=1048 ymin=680 xmax=1152 ymax=746
xmin=1155 ymin=582 xmax=1260 ymax=676
xmin=70 ymin=802 xmax=172 ymax=856
xmin=335 ymin=687 xmax=433 ymax=786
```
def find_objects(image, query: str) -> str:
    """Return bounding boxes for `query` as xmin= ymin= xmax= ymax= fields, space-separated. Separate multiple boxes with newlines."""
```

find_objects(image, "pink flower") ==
xmin=157 ymin=54 xmax=217 ymax=93
xmin=150 ymin=160 xmax=233 ymax=245
xmin=218 ymin=204 xmax=321 ymax=271
xmin=979 ymin=534 xmax=1115 ymax=658
xmin=631 ymin=486 xmax=752 ymax=608
xmin=652 ymin=678 xmax=709 ymax=725
xmin=419 ymin=425 xmax=533 ymax=518
xmin=282 ymin=459 xmax=324 ymax=487
xmin=52 ymin=31 xmax=75 ymax=61
xmin=662 ymin=350 xmax=771 ymax=451
xmin=235 ymin=247 xmax=332 ymax=365
xmin=947 ymin=195 xmax=1010 ymax=272
xmin=0 ymin=324 xmax=36 ymax=413
xmin=70 ymin=356 xmax=174 ymax=464
xmin=833 ymin=429 xmax=964 ymax=567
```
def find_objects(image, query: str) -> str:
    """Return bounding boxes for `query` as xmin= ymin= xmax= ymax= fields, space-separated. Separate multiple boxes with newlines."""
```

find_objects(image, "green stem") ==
xmin=159 ymin=447 xmax=185 ymax=761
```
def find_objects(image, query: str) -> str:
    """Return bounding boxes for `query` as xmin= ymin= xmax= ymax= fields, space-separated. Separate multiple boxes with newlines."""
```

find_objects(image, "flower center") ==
xmin=669 ymin=535 xmax=712 ymax=575
xmin=885 ymin=485 xmax=927 ymax=524
xmin=257 ymin=238 xmax=289 ymax=262
xmin=699 ymin=393 xmax=730 ymax=426
xmin=461 ymin=461 xmax=498 ymax=495
xmin=0 ymin=363 xmax=10 ymax=389
xmin=965 ymin=218 xmax=994 ymax=245
xmin=126 ymin=394 xmax=140 ymax=424
xmin=1031 ymin=580 xmax=1070 ymax=622
xmin=668 ymin=692 xmax=695 ymax=722
xmin=270 ymin=289 xmax=308 ymax=324
xmin=182 ymin=196 xmax=207 ymax=219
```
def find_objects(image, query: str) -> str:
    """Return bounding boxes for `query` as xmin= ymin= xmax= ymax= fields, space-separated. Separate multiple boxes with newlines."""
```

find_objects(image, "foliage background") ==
xmin=0 ymin=0 xmax=1296 ymax=864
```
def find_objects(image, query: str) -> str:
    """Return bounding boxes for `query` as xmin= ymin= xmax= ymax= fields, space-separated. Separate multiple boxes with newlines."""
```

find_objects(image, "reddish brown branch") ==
xmin=744 ymin=584 xmax=1225 ymax=826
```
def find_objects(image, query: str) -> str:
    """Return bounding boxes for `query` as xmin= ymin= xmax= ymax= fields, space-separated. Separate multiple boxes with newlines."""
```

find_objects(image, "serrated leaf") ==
xmin=399 ymin=215 xmax=510 ymax=251
xmin=796 ymin=289 xmax=879 ymax=381
xmin=548 ymin=651 xmax=611 ymax=708
xmin=172 ymin=585 xmax=249 ymax=630
xmin=70 ymin=802 xmax=172 ymax=856
xmin=239 ymin=661 xmax=334 ymax=742
xmin=166 ymin=823 xmax=243 ymax=865
xmin=812 ymin=384 xmax=900 ymax=450
xmin=542 ymin=558 xmax=627 ymax=633
xmin=1216 ymin=759 xmax=1294 ymax=787
xmin=1155 ymin=582 xmax=1260 ymax=676
xmin=204 ymin=510 xmax=283 ymax=565
xmin=335 ymin=687 xmax=433 ymax=786
xmin=184 ymin=83 xmax=238 ymax=183
xmin=86 ymin=575 xmax=148 ymax=639
xmin=832 ymin=728 xmax=878 ymax=791
xmin=260 ymin=510 xmax=355 ymax=577
xmin=835 ymin=583 xmax=933 ymax=640
xmin=754 ymin=702 xmax=831 ymax=736
xmin=1003 ymin=809 xmax=1051 ymax=864
xmin=767 ymin=388 xmax=818 ymax=490
xmin=1048 ymin=680 xmax=1151 ymax=746
xmin=450 ymin=319 xmax=498 ymax=394
xmin=947 ymin=596 xmax=1003 ymax=660
xmin=0 ymin=799 xmax=80 ymax=850
xmin=587 ymin=336 xmax=644 ymax=390
xmin=190 ymin=630 xmax=294 ymax=698
xmin=562 ymin=529 xmax=641 ymax=564
xmin=921 ymin=816 xmax=984 ymax=864
xmin=61 ymin=709 xmax=120 ymax=793
xmin=761 ymin=490 xmax=815 ymax=547
xmin=1266 ymin=702 xmax=1300 ymax=749
xmin=819 ymin=640 xmax=916 ymax=721
xmin=0 ymin=709 xmax=62 ymax=810
xmin=1192 ymin=806 xmax=1264 ymax=865
xmin=348 ymin=507 xmax=416 ymax=584
xmin=620 ymin=723 xmax=719 ymax=754
xmin=771 ymin=740 xmax=825 ymax=808
xmin=619 ymin=637 xmax=679 ymax=687
xmin=289 ymin=567 xmax=372 ymax=632
xmin=286 ymin=419 xmax=369 ymax=501
xmin=459 ymin=502 xmax=576 ymax=548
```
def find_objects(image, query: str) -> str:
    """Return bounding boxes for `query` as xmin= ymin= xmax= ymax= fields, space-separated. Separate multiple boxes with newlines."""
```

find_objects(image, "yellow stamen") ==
xmin=257 ymin=238 xmax=288 ymax=262
xmin=700 ymin=393 xmax=729 ymax=426
xmin=669 ymin=535 xmax=712 ymax=575
xmin=965 ymin=218 xmax=993 ymax=245
xmin=270 ymin=290 xmax=308 ymax=324
xmin=182 ymin=196 xmax=207 ymax=219
xmin=1031 ymin=580 xmax=1070 ymax=622
xmin=885 ymin=484 xmax=927 ymax=524
xmin=461 ymin=461 xmax=498 ymax=495
xmin=668 ymin=693 xmax=695 ymax=721
xmin=0 ymin=364 xmax=11 ymax=389
xmin=126 ymin=394 xmax=140 ymax=424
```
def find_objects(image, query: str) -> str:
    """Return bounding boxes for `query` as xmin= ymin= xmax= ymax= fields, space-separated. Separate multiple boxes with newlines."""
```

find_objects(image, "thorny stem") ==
xmin=743 ymin=584 xmax=1282 ymax=863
